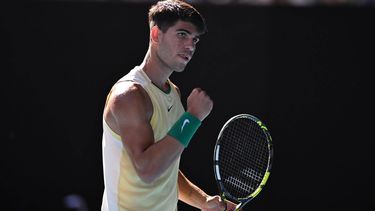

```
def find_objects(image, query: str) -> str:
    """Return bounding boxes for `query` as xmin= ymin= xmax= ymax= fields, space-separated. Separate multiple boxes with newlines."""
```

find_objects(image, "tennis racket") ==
xmin=213 ymin=114 xmax=273 ymax=210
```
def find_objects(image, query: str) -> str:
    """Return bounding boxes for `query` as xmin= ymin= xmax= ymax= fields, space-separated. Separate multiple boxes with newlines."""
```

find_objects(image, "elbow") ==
xmin=137 ymin=169 xmax=157 ymax=184
xmin=133 ymin=161 xmax=159 ymax=184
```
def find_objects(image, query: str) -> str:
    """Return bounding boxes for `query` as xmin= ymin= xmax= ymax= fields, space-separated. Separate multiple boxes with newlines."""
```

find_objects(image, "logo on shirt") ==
xmin=167 ymin=105 xmax=173 ymax=112
xmin=181 ymin=119 xmax=190 ymax=132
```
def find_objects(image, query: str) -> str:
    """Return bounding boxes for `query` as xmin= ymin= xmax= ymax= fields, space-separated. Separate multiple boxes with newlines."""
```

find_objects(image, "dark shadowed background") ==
xmin=2 ymin=1 xmax=374 ymax=210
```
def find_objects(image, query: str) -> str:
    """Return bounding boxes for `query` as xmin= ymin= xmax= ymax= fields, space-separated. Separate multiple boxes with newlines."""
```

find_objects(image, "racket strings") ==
xmin=218 ymin=118 xmax=269 ymax=199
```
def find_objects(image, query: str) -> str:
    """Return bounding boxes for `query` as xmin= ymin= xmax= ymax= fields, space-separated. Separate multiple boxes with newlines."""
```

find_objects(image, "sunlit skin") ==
xmin=143 ymin=20 xmax=202 ymax=91
xmin=103 ymin=19 xmax=238 ymax=210
xmin=154 ymin=22 xmax=200 ymax=72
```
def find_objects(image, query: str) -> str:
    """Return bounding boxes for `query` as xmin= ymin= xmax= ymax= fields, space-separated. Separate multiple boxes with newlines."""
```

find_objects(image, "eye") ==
xmin=193 ymin=37 xmax=200 ymax=44
xmin=177 ymin=32 xmax=187 ymax=38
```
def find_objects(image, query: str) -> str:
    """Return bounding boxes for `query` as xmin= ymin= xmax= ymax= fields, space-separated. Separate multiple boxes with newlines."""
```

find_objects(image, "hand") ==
xmin=186 ymin=88 xmax=213 ymax=121
xmin=223 ymin=199 xmax=239 ymax=211
xmin=200 ymin=195 xmax=225 ymax=211
xmin=200 ymin=195 xmax=239 ymax=211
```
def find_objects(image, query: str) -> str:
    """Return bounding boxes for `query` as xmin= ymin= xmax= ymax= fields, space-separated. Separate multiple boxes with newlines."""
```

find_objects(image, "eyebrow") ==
xmin=176 ymin=28 xmax=201 ymax=38
xmin=176 ymin=29 xmax=192 ymax=34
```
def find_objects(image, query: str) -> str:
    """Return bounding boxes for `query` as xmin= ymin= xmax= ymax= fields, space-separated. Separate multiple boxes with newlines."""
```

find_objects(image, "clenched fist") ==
xmin=186 ymin=88 xmax=213 ymax=121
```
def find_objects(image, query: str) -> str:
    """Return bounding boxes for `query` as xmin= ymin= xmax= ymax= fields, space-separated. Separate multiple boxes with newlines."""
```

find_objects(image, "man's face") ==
xmin=157 ymin=20 xmax=201 ymax=72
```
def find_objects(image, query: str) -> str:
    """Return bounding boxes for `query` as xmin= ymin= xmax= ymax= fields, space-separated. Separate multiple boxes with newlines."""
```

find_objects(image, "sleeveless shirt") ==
xmin=101 ymin=66 xmax=185 ymax=211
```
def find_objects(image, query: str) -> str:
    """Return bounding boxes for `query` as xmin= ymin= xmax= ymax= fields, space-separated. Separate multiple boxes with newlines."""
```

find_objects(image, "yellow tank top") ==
xmin=101 ymin=66 xmax=185 ymax=211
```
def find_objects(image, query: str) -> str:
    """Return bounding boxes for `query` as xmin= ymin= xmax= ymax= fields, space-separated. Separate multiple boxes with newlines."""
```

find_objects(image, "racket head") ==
xmin=213 ymin=114 xmax=273 ymax=209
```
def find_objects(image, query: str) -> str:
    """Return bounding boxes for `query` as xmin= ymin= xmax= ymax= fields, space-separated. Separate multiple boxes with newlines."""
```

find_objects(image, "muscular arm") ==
xmin=105 ymin=83 xmax=213 ymax=184
xmin=105 ymin=83 xmax=184 ymax=183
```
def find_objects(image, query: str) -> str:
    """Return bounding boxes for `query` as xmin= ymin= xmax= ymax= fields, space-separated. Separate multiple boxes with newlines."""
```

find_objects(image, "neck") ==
xmin=141 ymin=48 xmax=173 ymax=91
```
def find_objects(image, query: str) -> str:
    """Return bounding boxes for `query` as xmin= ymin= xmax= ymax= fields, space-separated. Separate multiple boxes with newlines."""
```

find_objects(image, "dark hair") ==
xmin=148 ymin=0 xmax=207 ymax=34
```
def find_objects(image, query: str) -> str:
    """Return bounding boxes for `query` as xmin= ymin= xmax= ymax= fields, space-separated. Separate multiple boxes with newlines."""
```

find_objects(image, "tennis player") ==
xmin=101 ymin=0 xmax=237 ymax=210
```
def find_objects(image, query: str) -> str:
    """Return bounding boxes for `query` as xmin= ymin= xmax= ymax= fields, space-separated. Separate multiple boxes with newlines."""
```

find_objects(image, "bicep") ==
xmin=119 ymin=118 xmax=154 ymax=159
xmin=111 ymin=85 xmax=154 ymax=160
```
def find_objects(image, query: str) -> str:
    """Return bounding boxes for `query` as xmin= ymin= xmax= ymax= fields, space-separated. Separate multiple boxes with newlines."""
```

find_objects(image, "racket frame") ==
xmin=213 ymin=114 xmax=273 ymax=210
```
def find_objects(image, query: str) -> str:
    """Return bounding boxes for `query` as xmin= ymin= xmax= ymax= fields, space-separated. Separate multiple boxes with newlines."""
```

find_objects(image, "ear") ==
xmin=150 ymin=25 xmax=160 ymax=43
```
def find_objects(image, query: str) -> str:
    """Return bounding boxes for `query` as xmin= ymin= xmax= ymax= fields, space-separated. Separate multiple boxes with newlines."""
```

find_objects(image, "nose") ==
xmin=185 ymin=38 xmax=195 ymax=52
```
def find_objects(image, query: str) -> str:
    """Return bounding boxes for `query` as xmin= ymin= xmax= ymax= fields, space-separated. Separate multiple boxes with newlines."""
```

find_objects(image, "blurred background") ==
xmin=2 ymin=0 xmax=374 ymax=210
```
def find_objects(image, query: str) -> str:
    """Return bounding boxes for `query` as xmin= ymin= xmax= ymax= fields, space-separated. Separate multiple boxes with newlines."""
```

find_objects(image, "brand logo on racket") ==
xmin=181 ymin=119 xmax=190 ymax=132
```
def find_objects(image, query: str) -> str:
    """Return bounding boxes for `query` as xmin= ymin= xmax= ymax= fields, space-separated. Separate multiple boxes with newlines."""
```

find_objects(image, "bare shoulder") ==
xmin=104 ymin=82 xmax=152 ymax=133
xmin=112 ymin=82 xmax=147 ymax=105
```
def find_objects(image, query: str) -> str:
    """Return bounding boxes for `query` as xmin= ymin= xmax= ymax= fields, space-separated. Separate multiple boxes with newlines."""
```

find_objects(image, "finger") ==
xmin=217 ymin=197 xmax=226 ymax=209
xmin=193 ymin=87 xmax=202 ymax=93
xmin=221 ymin=201 xmax=227 ymax=211
xmin=205 ymin=200 xmax=218 ymax=209
xmin=196 ymin=89 xmax=209 ymax=98
xmin=208 ymin=198 xmax=225 ymax=209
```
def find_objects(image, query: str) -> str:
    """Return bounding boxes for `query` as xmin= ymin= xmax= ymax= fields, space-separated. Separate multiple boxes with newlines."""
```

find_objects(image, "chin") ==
xmin=173 ymin=65 xmax=187 ymax=72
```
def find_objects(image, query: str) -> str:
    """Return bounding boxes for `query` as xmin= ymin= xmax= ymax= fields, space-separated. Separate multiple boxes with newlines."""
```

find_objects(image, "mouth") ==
xmin=178 ymin=53 xmax=191 ymax=62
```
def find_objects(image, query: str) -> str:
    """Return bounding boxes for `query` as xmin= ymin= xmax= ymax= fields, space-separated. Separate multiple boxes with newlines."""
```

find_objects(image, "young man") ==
xmin=101 ymin=1 xmax=237 ymax=210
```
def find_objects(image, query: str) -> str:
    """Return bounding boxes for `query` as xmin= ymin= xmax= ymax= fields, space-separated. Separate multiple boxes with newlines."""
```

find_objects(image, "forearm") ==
xmin=138 ymin=111 xmax=202 ymax=182
xmin=132 ymin=136 xmax=185 ymax=183
xmin=178 ymin=170 xmax=209 ymax=209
